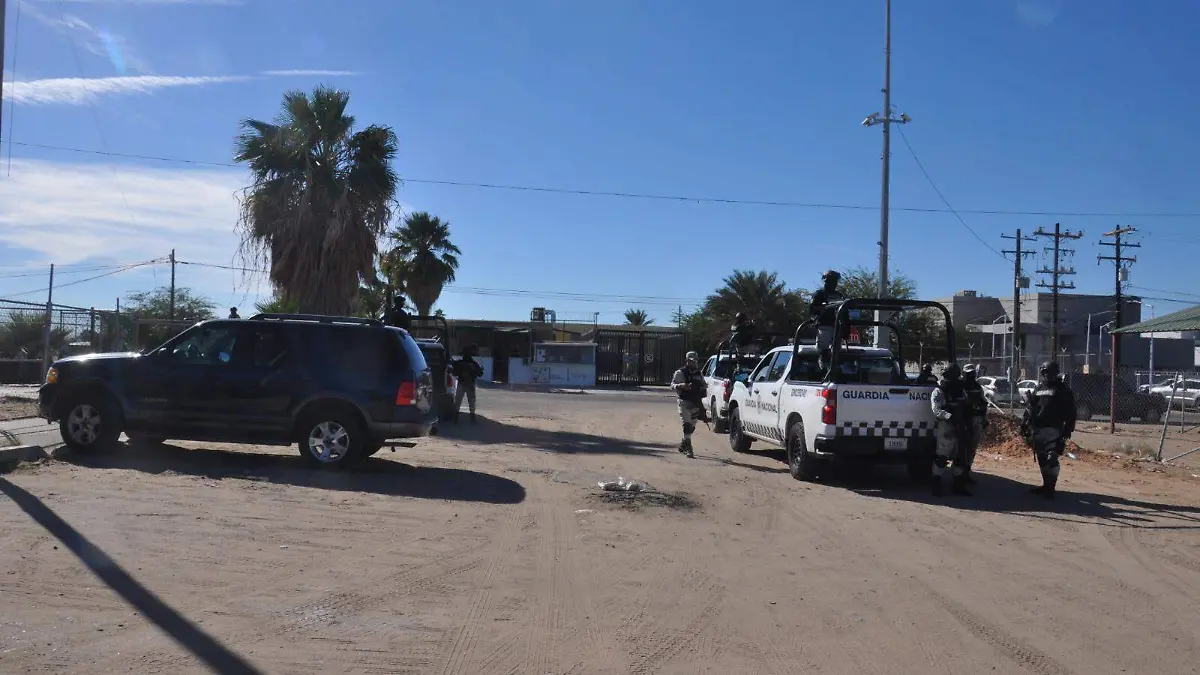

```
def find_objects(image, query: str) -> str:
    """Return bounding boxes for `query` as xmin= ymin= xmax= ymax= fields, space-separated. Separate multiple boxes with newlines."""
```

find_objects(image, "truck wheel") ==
xmin=787 ymin=421 xmax=817 ymax=482
xmin=297 ymin=407 xmax=366 ymax=469
xmin=710 ymin=400 xmax=728 ymax=434
xmin=729 ymin=408 xmax=752 ymax=453
xmin=1076 ymin=403 xmax=1093 ymax=421
xmin=59 ymin=393 xmax=122 ymax=453
xmin=1142 ymin=407 xmax=1162 ymax=424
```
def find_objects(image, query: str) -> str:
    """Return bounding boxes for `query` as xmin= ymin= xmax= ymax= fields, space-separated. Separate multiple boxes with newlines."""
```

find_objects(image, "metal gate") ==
xmin=594 ymin=329 xmax=688 ymax=385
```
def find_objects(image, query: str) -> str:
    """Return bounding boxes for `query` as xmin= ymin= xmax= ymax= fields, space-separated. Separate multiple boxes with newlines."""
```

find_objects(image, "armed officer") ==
xmin=915 ymin=363 xmax=938 ymax=385
xmin=1022 ymin=361 xmax=1076 ymax=499
xmin=960 ymin=364 xmax=989 ymax=484
xmin=809 ymin=270 xmax=845 ymax=350
xmin=670 ymin=351 xmax=708 ymax=459
xmin=929 ymin=363 xmax=972 ymax=497
xmin=730 ymin=312 xmax=757 ymax=353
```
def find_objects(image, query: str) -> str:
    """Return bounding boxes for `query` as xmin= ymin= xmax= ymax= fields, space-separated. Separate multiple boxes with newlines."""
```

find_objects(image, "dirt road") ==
xmin=1 ymin=389 xmax=1197 ymax=674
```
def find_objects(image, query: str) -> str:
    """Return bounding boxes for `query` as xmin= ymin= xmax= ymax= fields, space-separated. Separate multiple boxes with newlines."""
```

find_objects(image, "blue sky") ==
xmin=1 ymin=0 xmax=1199 ymax=324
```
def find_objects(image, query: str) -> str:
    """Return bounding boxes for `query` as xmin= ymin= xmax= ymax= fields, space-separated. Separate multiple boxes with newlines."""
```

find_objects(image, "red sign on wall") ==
xmin=847 ymin=327 xmax=862 ymax=344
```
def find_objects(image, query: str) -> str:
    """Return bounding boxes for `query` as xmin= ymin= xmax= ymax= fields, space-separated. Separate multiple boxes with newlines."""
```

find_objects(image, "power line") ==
xmin=0 ymin=260 xmax=157 ymax=279
xmin=897 ymin=127 xmax=1006 ymax=260
xmin=0 ymin=258 xmax=165 ymax=300
xmin=12 ymin=140 xmax=1200 ymax=219
xmin=175 ymin=259 xmax=706 ymax=306
xmin=1128 ymin=285 xmax=1200 ymax=300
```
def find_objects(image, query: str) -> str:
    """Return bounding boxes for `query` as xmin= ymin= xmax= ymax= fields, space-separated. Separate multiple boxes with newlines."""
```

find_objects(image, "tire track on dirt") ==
xmin=927 ymin=590 xmax=1072 ymax=675
xmin=438 ymin=503 xmax=527 ymax=675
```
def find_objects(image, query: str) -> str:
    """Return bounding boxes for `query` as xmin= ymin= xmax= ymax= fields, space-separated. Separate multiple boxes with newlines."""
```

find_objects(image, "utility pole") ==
xmin=1002 ymin=228 xmax=1036 ymax=387
xmin=169 ymin=249 xmax=177 ymax=322
xmin=41 ymin=263 xmax=55 ymax=376
xmin=1033 ymin=223 xmax=1084 ymax=356
xmin=1098 ymin=227 xmax=1139 ymax=368
xmin=861 ymin=0 xmax=911 ymax=348
xmin=1 ymin=0 xmax=8 ymax=162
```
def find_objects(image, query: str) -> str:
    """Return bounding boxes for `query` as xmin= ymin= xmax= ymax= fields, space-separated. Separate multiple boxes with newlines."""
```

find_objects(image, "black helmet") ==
xmin=735 ymin=312 xmax=746 ymax=321
xmin=822 ymin=269 xmax=841 ymax=281
xmin=1040 ymin=361 xmax=1060 ymax=378
xmin=942 ymin=363 xmax=962 ymax=380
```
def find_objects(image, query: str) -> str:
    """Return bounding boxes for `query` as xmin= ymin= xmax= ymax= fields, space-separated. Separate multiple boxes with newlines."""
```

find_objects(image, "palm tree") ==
xmin=623 ymin=309 xmax=654 ymax=326
xmin=234 ymin=87 xmax=400 ymax=315
xmin=384 ymin=211 xmax=461 ymax=317
xmin=698 ymin=270 xmax=808 ymax=346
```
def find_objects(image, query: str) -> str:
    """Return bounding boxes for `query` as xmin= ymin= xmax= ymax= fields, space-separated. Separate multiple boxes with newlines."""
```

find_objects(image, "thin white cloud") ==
xmin=23 ymin=4 xmax=153 ymax=74
xmin=260 ymin=70 xmax=361 ymax=77
xmin=0 ymin=159 xmax=415 ymax=305
xmin=4 ymin=75 xmax=249 ymax=105
xmin=0 ymin=159 xmax=246 ymax=267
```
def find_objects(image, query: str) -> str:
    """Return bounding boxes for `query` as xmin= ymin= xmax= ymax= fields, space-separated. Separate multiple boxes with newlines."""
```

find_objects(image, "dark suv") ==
xmin=38 ymin=313 xmax=437 ymax=468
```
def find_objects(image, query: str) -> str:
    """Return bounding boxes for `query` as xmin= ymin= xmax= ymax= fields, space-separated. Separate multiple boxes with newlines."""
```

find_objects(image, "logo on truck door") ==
xmin=909 ymin=391 xmax=931 ymax=401
xmin=842 ymin=390 xmax=891 ymax=400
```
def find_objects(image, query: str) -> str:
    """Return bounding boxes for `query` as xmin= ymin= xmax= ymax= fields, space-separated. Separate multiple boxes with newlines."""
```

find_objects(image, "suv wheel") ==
xmin=60 ymin=395 xmax=121 ymax=453
xmin=787 ymin=421 xmax=817 ymax=482
xmin=729 ymin=408 xmax=752 ymax=453
xmin=1076 ymin=402 xmax=1093 ymax=421
xmin=299 ymin=411 xmax=365 ymax=469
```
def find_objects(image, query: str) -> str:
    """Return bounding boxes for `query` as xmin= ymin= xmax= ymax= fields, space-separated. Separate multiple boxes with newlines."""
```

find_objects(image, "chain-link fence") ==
xmin=0 ymin=299 xmax=144 ymax=383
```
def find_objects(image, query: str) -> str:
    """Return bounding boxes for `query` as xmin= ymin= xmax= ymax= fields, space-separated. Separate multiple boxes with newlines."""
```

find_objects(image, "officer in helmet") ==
xmin=731 ymin=311 xmax=757 ymax=352
xmin=670 ymin=351 xmax=708 ymax=458
xmin=915 ymin=363 xmax=938 ymax=385
xmin=1021 ymin=361 xmax=1076 ymax=499
xmin=960 ymin=364 xmax=989 ymax=484
xmin=810 ymin=270 xmax=845 ymax=349
xmin=930 ymin=363 xmax=972 ymax=497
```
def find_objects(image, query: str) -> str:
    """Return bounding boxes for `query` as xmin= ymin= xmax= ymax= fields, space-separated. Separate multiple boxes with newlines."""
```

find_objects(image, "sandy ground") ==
xmin=1 ymin=389 xmax=1198 ymax=675
xmin=0 ymin=399 xmax=39 ymax=422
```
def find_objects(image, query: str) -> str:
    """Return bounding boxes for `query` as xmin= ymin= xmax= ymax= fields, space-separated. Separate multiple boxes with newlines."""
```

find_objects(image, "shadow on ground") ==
xmin=836 ymin=464 xmax=1200 ymax=531
xmin=66 ymin=442 xmax=526 ymax=504
xmin=0 ymin=478 xmax=264 ymax=675
xmin=435 ymin=415 xmax=672 ymax=456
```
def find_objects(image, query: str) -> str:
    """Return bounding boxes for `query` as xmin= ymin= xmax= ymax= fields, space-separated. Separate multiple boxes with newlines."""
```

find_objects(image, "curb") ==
xmin=0 ymin=443 xmax=70 ymax=472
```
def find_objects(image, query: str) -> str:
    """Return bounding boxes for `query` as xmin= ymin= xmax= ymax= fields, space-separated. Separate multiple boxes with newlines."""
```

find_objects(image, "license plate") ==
xmin=884 ymin=438 xmax=907 ymax=451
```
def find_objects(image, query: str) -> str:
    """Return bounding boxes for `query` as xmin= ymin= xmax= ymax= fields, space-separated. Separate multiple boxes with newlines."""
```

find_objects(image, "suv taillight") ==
xmin=396 ymin=381 xmax=416 ymax=406
xmin=820 ymin=387 xmax=837 ymax=425
xmin=723 ymin=379 xmax=733 ymax=402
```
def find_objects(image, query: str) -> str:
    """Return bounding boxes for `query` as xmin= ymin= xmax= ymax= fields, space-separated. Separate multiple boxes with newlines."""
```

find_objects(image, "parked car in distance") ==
xmin=1139 ymin=378 xmax=1178 ymax=394
xmin=1068 ymin=373 xmax=1167 ymax=424
xmin=1147 ymin=378 xmax=1200 ymax=408
xmin=976 ymin=376 xmax=1014 ymax=406
xmin=1016 ymin=379 xmax=1038 ymax=402
xmin=39 ymin=313 xmax=437 ymax=469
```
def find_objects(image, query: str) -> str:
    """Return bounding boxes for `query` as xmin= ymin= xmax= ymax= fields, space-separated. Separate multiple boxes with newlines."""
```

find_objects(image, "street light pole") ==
xmin=861 ymin=0 xmax=911 ymax=349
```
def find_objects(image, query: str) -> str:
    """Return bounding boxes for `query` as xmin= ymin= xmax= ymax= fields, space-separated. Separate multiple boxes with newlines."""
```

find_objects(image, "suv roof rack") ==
xmin=248 ymin=313 xmax=384 ymax=327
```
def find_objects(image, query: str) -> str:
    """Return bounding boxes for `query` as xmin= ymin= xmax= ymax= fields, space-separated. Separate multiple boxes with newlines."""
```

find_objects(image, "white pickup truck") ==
xmin=725 ymin=299 xmax=955 ymax=482
xmin=701 ymin=352 xmax=766 ymax=433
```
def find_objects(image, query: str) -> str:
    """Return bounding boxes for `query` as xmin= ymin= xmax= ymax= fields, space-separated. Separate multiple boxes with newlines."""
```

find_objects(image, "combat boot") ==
xmin=1030 ymin=474 xmax=1057 ymax=499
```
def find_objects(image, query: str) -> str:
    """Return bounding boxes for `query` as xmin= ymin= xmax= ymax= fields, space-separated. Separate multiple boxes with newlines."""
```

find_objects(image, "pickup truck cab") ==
xmin=725 ymin=298 xmax=956 ymax=482
xmin=702 ymin=350 xmax=772 ymax=433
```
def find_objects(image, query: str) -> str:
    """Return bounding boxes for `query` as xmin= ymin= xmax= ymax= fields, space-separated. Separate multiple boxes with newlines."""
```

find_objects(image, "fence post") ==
xmin=1156 ymin=377 xmax=1180 ymax=461
xmin=89 ymin=307 xmax=96 ymax=348
xmin=41 ymin=264 xmax=55 ymax=377
xmin=1108 ymin=333 xmax=1117 ymax=435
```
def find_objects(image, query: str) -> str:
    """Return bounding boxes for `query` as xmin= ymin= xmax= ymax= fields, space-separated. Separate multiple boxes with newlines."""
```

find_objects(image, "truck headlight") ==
xmin=45 ymin=367 xmax=57 ymax=384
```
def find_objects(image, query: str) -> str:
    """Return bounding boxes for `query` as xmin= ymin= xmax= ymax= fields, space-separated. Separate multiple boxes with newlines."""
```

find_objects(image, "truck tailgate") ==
xmin=835 ymin=384 xmax=937 ymax=447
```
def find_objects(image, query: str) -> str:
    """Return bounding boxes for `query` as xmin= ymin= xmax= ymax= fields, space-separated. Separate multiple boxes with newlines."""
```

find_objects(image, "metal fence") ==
xmin=594 ymin=329 xmax=689 ymax=386
xmin=0 ymin=299 xmax=123 ymax=384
